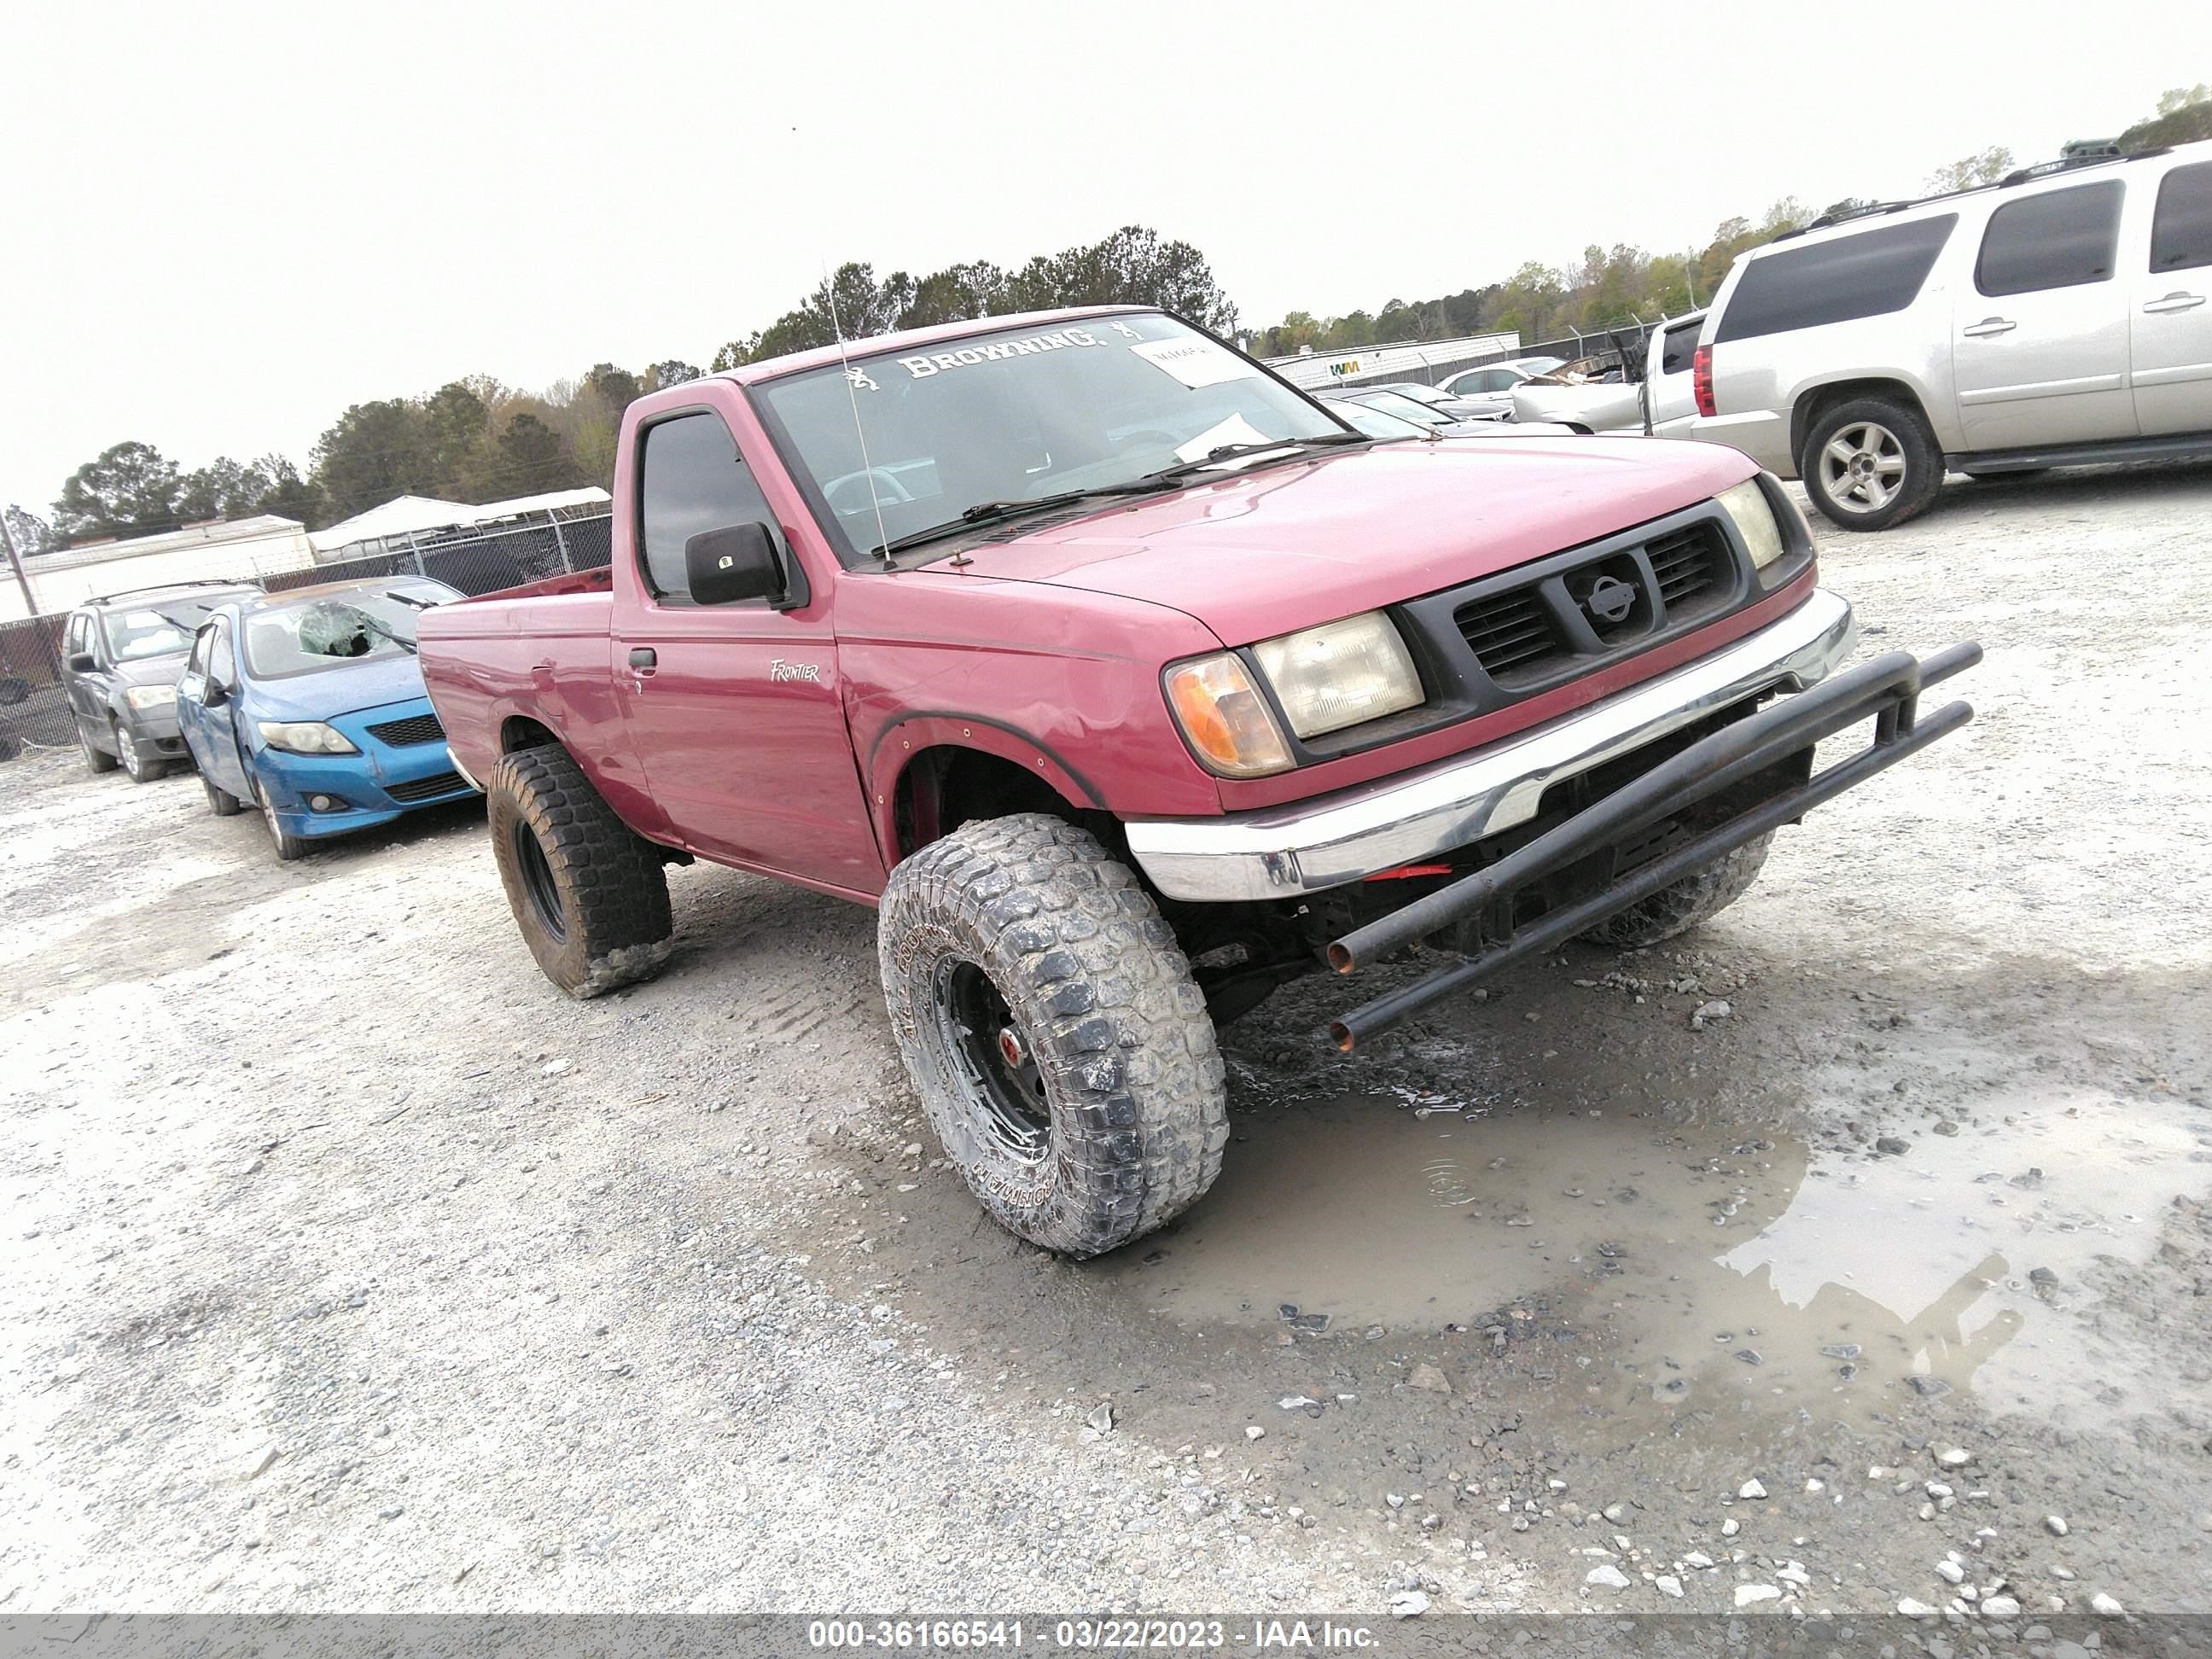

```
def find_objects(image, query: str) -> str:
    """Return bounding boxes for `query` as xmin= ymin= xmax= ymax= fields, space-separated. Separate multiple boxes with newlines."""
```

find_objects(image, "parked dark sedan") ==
xmin=62 ymin=581 xmax=262 ymax=781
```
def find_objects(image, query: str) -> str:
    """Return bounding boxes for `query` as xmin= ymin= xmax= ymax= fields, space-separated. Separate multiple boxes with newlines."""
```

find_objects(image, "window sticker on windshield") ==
xmin=897 ymin=327 xmax=1103 ymax=380
xmin=1174 ymin=414 xmax=1273 ymax=464
xmin=1131 ymin=336 xmax=1262 ymax=390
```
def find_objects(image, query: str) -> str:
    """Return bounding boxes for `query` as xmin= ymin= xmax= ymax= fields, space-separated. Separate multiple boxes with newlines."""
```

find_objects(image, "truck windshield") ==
xmin=752 ymin=312 xmax=1351 ymax=564
xmin=242 ymin=580 xmax=457 ymax=679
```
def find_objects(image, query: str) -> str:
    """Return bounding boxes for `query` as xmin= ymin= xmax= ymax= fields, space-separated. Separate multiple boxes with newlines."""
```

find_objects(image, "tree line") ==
xmin=1243 ymin=87 xmax=2209 ymax=360
xmin=15 ymin=84 xmax=2204 ymax=556
xmin=15 ymin=224 xmax=1231 ymax=552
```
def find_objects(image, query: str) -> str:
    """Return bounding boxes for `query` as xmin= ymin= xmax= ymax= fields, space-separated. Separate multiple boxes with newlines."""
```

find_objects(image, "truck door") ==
xmin=1951 ymin=178 xmax=2136 ymax=452
xmin=2131 ymin=156 xmax=2212 ymax=437
xmin=610 ymin=398 xmax=882 ymax=895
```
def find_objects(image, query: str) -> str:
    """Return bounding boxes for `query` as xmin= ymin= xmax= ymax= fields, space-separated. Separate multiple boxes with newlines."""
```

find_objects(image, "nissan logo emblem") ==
xmin=1584 ymin=574 xmax=1635 ymax=625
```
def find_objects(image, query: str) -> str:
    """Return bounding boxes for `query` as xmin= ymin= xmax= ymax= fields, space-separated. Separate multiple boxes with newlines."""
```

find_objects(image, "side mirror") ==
xmin=67 ymin=652 xmax=96 ymax=674
xmin=684 ymin=522 xmax=804 ymax=609
xmin=202 ymin=678 xmax=230 ymax=708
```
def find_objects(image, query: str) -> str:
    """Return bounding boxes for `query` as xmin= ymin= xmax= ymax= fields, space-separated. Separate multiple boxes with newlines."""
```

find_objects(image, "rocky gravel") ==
xmin=2 ymin=460 xmax=2209 ymax=1616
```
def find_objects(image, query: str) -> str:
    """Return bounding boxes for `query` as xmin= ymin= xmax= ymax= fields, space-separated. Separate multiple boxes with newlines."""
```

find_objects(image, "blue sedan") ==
xmin=177 ymin=577 xmax=477 ymax=860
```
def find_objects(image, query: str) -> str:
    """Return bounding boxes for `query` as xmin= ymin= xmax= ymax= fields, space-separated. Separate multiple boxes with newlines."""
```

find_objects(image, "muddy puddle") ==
xmin=1101 ymin=1086 xmax=2209 ymax=1423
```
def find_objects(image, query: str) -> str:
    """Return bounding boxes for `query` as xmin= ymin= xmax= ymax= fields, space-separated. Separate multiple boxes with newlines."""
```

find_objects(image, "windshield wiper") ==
xmin=871 ymin=434 xmax=1371 ymax=560
xmin=356 ymin=615 xmax=417 ymax=655
xmin=385 ymin=591 xmax=440 ymax=611
xmin=1135 ymin=431 xmax=1370 ymax=487
xmin=873 ymin=484 xmax=1161 ymax=558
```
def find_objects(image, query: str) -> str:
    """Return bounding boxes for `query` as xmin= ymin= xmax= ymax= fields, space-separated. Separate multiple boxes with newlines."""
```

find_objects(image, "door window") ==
xmin=1658 ymin=322 xmax=1703 ymax=375
xmin=65 ymin=614 xmax=90 ymax=658
xmin=1714 ymin=214 xmax=1957 ymax=342
xmin=206 ymin=617 xmax=236 ymax=685
xmin=186 ymin=624 xmax=215 ymax=677
xmin=637 ymin=411 xmax=777 ymax=604
xmin=2150 ymin=160 xmax=2212 ymax=274
xmin=1975 ymin=180 xmax=2124 ymax=297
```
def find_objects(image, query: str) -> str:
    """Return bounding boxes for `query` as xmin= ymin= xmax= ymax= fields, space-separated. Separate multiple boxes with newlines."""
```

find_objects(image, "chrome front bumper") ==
xmin=1125 ymin=588 xmax=1858 ymax=903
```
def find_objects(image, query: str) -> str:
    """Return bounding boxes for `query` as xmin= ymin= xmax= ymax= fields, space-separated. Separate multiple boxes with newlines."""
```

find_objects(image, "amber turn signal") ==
xmin=1163 ymin=653 xmax=1295 ymax=778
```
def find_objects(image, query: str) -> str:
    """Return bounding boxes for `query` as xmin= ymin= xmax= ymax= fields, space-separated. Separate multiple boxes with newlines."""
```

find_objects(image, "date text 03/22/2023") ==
xmin=805 ymin=1618 xmax=1381 ymax=1650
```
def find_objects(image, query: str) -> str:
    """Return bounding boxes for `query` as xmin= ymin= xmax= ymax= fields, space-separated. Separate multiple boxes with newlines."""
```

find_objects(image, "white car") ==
xmin=1689 ymin=139 xmax=2212 ymax=528
xmin=1435 ymin=356 xmax=1566 ymax=399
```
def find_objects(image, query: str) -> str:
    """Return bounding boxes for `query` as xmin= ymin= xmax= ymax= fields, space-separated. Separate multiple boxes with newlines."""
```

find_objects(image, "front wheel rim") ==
xmin=511 ymin=820 xmax=568 ymax=942
xmin=117 ymin=729 xmax=140 ymax=777
xmin=933 ymin=958 xmax=1051 ymax=1166
xmin=1818 ymin=422 xmax=1906 ymax=514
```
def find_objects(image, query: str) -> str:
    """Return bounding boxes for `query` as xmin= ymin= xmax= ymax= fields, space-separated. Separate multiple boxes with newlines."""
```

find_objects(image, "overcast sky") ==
xmin=4 ymin=0 xmax=2205 ymax=516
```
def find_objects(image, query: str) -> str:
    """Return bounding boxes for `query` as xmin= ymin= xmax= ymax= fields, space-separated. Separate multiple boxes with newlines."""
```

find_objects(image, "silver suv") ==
xmin=1691 ymin=139 xmax=2212 ymax=529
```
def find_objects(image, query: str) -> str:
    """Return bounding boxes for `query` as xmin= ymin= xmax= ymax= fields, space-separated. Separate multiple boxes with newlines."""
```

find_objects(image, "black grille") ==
xmin=386 ymin=771 xmax=468 ymax=803
xmin=1457 ymin=587 xmax=1557 ymax=678
xmin=1644 ymin=523 xmax=1725 ymax=614
xmin=365 ymin=713 xmax=445 ymax=747
xmin=1447 ymin=516 xmax=1746 ymax=692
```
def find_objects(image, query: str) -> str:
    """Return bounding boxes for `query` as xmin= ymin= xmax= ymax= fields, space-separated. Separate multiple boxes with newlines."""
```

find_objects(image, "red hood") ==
xmin=934 ymin=437 xmax=1758 ymax=648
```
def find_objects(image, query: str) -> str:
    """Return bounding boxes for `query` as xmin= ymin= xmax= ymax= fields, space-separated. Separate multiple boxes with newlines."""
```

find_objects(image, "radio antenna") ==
xmin=823 ymin=259 xmax=896 ymax=571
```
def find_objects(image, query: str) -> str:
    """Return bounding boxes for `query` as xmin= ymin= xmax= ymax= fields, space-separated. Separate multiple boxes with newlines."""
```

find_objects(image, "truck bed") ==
xmin=417 ymin=577 xmax=619 ymax=796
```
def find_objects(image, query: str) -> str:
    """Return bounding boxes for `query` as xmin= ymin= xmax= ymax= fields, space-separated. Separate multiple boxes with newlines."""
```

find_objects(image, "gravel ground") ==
xmin=3 ymin=462 xmax=2208 ymax=1619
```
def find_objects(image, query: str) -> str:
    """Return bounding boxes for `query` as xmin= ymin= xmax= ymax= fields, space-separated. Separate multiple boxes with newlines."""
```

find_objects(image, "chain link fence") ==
xmin=0 ymin=513 xmax=612 ymax=763
xmin=269 ymin=511 xmax=614 ymax=597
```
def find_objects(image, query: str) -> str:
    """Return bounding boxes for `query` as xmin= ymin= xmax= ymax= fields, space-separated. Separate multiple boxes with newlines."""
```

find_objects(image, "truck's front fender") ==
xmin=865 ymin=714 xmax=1103 ymax=860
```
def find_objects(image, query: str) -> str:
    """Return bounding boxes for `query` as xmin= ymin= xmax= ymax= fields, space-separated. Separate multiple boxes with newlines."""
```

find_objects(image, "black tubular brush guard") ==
xmin=1324 ymin=642 xmax=1982 ymax=1051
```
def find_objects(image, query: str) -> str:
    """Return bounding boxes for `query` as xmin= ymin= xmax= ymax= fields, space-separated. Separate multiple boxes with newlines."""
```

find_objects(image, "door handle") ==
xmin=2143 ymin=292 xmax=2206 ymax=314
xmin=627 ymin=647 xmax=657 ymax=671
xmin=1962 ymin=317 xmax=2017 ymax=338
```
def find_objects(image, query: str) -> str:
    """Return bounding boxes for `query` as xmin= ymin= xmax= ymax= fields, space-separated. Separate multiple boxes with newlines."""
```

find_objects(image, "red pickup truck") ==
xmin=417 ymin=305 xmax=1977 ymax=1257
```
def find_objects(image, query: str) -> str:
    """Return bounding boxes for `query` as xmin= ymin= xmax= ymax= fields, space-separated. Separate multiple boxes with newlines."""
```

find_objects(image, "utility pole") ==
xmin=0 ymin=507 xmax=37 ymax=617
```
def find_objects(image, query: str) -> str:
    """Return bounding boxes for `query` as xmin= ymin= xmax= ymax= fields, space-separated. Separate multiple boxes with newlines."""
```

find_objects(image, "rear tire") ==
xmin=79 ymin=719 xmax=118 ymax=774
xmin=486 ymin=745 xmax=673 ymax=998
xmin=1577 ymin=833 xmax=1773 ymax=950
xmin=877 ymin=813 xmax=1227 ymax=1258
xmin=1800 ymin=397 xmax=1944 ymax=531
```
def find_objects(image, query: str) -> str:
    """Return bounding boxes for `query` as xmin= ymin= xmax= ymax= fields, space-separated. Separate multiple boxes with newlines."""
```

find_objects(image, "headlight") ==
xmin=258 ymin=720 xmax=359 ymax=755
xmin=124 ymin=685 xmax=178 ymax=711
xmin=1251 ymin=612 xmax=1423 ymax=740
xmin=1715 ymin=477 xmax=1792 ymax=578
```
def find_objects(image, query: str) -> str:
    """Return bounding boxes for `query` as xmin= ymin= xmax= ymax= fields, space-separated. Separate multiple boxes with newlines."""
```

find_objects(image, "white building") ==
xmin=3 ymin=515 xmax=316 ymax=622
xmin=1263 ymin=331 xmax=1522 ymax=391
xmin=311 ymin=487 xmax=611 ymax=562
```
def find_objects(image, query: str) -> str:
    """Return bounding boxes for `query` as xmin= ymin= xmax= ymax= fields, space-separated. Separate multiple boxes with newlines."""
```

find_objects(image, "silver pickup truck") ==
xmin=1510 ymin=311 xmax=1707 ymax=436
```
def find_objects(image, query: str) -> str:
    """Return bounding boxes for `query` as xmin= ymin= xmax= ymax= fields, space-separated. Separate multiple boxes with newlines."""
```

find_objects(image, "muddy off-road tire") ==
xmin=1576 ymin=832 xmax=1773 ymax=951
xmin=878 ymin=813 xmax=1228 ymax=1258
xmin=486 ymin=745 xmax=672 ymax=998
